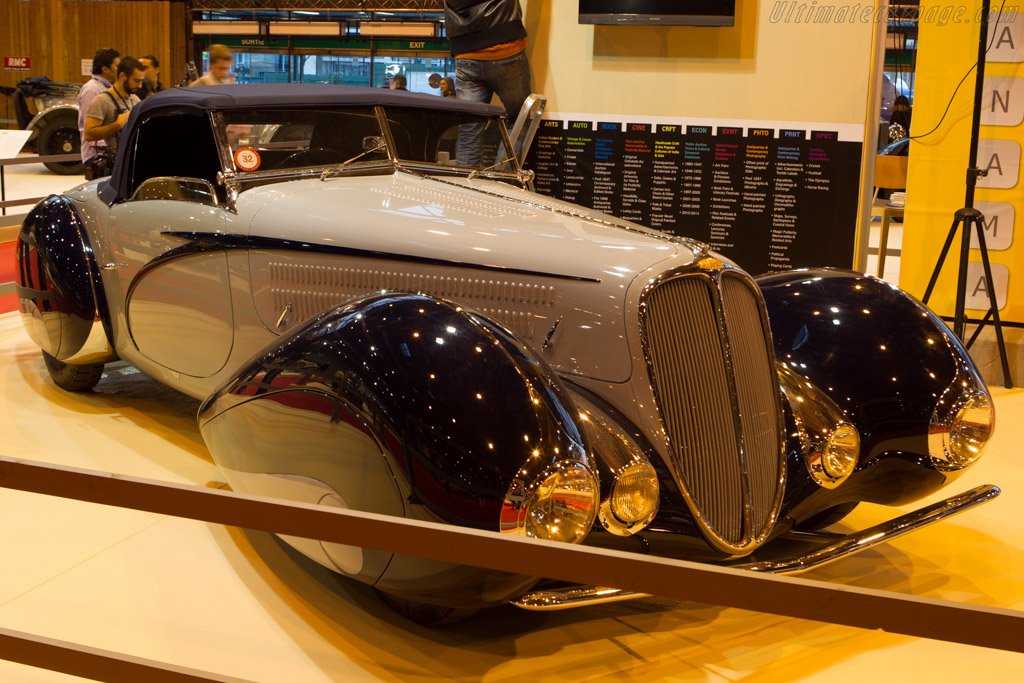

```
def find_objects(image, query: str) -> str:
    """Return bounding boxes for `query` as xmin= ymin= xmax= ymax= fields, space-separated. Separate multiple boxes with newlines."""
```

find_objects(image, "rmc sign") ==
xmin=3 ymin=56 xmax=30 ymax=70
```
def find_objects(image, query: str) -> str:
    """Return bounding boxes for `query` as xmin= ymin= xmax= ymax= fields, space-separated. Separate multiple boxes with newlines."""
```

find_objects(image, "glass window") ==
xmin=373 ymin=55 xmax=454 ymax=95
xmin=200 ymin=50 xmax=290 ymax=84
xmin=291 ymin=54 xmax=373 ymax=86
xmin=220 ymin=108 xmax=387 ymax=172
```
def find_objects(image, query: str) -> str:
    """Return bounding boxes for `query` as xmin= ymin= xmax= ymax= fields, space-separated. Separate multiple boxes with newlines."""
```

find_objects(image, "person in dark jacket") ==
xmin=138 ymin=55 xmax=165 ymax=99
xmin=444 ymin=0 xmax=532 ymax=167
xmin=888 ymin=95 xmax=912 ymax=143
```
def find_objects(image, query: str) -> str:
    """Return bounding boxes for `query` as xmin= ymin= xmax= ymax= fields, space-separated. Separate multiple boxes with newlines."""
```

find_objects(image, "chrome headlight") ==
xmin=809 ymin=422 xmax=860 ymax=488
xmin=930 ymin=388 xmax=994 ymax=470
xmin=608 ymin=461 xmax=659 ymax=525
xmin=501 ymin=461 xmax=599 ymax=544
xmin=779 ymin=364 xmax=859 ymax=489
xmin=570 ymin=396 xmax=661 ymax=536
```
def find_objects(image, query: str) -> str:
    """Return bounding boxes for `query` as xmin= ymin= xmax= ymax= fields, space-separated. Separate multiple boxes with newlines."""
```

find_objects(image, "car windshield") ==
xmin=219 ymin=106 xmax=516 ymax=176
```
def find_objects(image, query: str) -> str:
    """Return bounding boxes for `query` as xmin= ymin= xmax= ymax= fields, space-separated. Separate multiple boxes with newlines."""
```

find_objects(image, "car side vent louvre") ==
xmin=370 ymin=186 xmax=537 ymax=218
xmin=268 ymin=262 xmax=553 ymax=339
xmin=641 ymin=269 xmax=783 ymax=553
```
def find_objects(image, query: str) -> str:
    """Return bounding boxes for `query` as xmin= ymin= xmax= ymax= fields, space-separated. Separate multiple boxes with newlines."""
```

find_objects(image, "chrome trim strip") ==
xmin=510 ymin=484 xmax=1000 ymax=610
xmin=209 ymin=111 xmax=234 ymax=178
xmin=135 ymin=231 xmax=601 ymax=286
xmin=513 ymin=585 xmax=645 ymax=611
xmin=734 ymin=484 xmax=1000 ymax=572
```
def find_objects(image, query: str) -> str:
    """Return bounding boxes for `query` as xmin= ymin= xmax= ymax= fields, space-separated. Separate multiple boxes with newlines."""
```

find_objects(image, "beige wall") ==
xmin=522 ymin=0 xmax=878 ymax=125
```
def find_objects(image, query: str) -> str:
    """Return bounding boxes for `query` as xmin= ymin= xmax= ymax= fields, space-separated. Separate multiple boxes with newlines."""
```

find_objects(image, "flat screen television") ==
xmin=579 ymin=0 xmax=736 ymax=27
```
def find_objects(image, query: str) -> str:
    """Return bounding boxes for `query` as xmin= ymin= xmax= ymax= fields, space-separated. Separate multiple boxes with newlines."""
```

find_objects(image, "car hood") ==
xmin=242 ymin=171 xmax=706 ymax=381
xmin=246 ymin=171 xmax=701 ymax=283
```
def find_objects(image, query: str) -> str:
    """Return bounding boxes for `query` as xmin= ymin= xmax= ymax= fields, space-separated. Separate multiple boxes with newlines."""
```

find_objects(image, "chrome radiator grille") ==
xmin=642 ymin=269 xmax=783 ymax=552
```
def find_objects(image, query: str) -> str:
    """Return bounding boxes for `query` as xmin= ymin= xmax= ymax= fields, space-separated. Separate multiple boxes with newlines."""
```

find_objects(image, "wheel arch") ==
xmin=16 ymin=195 xmax=116 ymax=364
xmin=758 ymin=268 xmax=986 ymax=507
xmin=199 ymin=292 xmax=593 ymax=607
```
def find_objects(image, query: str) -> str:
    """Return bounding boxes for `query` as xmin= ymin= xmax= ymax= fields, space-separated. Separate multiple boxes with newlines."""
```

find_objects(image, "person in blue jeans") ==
xmin=443 ymin=0 xmax=533 ymax=167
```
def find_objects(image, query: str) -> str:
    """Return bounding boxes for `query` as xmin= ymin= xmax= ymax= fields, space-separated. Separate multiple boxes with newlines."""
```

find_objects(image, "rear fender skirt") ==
xmin=16 ymin=195 xmax=115 ymax=363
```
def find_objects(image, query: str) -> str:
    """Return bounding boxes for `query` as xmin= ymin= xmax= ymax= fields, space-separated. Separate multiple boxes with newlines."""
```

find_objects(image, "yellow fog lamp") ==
xmin=608 ymin=461 xmax=659 ymax=527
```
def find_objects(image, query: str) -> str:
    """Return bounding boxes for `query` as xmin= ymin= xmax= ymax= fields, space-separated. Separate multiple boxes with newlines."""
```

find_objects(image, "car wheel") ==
xmin=796 ymin=501 xmax=859 ymax=531
xmin=38 ymin=116 xmax=84 ymax=175
xmin=42 ymin=351 xmax=104 ymax=392
xmin=374 ymin=589 xmax=479 ymax=626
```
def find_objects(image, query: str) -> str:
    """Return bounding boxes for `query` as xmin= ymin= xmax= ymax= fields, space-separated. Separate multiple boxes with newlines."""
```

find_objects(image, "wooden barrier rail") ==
xmin=1 ymin=456 xmax=1023 ymax=654
xmin=0 ymin=627 xmax=251 ymax=683
xmin=0 ymin=153 xmax=78 ymax=215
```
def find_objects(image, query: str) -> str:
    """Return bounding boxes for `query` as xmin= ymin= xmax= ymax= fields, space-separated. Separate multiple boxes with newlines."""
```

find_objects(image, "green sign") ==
xmin=208 ymin=36 xmax=449 ymax=52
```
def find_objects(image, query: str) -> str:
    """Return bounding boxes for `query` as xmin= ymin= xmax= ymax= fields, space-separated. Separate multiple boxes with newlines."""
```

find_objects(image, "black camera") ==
xmin=84 ymin=150 xmax=115 ymax=180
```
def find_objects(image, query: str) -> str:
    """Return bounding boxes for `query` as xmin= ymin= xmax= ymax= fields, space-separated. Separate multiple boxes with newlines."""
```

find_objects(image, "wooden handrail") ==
xmin=0 ymin=455 xmax=1022 ymax=657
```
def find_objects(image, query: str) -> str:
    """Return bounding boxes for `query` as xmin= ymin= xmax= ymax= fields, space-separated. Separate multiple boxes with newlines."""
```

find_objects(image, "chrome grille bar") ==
xmin=644 ymin=276 xmax=744 ymax=543
xmin=721 ymin=273 xmax=783 ymax=539
xmin=641 ymin=266 xmax=784 ymax=553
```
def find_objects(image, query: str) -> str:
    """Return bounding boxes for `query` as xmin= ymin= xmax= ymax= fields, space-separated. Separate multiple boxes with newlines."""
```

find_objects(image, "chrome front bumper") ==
xmin=511 ymin=484 xmax=1000 ymax=611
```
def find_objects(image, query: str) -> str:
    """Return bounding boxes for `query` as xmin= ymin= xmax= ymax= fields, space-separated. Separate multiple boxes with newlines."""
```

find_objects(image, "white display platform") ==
xmin=0 ymin=313 xmax=1022 ymax=681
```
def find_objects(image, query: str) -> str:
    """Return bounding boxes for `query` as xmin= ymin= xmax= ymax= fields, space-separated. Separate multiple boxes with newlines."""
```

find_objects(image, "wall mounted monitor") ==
xmin=579 ymin=0 xmax=736 ymax=27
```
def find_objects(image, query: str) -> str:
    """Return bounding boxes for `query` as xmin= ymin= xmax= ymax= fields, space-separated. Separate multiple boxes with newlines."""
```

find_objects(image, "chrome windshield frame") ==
xmin=209 ymin=104 xmax=528 ymax=198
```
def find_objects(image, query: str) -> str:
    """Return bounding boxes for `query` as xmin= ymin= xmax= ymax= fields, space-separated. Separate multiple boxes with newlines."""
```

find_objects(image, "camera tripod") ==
xmin=921 ymin=0 xmax=1013 ymax=389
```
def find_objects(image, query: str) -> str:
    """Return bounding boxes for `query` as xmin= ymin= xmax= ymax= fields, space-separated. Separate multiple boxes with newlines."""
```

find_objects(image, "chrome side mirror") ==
xmin=131 ymin=177 xmax=218 ymax=206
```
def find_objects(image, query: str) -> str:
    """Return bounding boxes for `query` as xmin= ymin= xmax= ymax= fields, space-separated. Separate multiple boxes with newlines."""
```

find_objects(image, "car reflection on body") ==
xmin=16 ymin=84 xmax=998 ymax=623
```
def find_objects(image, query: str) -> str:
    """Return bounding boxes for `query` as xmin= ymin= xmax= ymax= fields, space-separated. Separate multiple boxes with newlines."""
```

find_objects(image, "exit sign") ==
xmin=4 ymin=56 xmax=30 ymax=70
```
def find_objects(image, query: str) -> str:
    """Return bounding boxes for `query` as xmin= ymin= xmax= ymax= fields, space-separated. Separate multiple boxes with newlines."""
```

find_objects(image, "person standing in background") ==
xmin=83 ymin=56 xmax=145 ymax=158
xmin=77 ymin=48 xmax=120 ymax=163
xmin=443 ymin=0 xmax=532 ymax=166
xmin=390 ymin=74 xmax=408 ymax=91
xmin=439 ymin=76 xmax=456 ymax=98
xmin=138 ymin=55 xmax=164 ymax=98
xmin=888 ymin=95 xmax=912 ymax=143
xmin=190 ymin=45 xmax=235 ymax=86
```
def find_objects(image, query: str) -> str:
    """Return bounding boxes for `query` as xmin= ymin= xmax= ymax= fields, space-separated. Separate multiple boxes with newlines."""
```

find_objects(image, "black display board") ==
xmin=526 ymin=118 xmax=863 ymax=275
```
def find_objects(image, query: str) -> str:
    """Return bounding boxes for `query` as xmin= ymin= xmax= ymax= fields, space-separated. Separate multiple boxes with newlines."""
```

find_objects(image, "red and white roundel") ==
xmin=234 ymin=147 xmax=261 ymax=171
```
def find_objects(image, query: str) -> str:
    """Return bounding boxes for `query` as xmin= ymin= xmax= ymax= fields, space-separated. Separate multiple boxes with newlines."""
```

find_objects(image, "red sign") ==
xmin=4 ymin=56 xmax=30 ymax=71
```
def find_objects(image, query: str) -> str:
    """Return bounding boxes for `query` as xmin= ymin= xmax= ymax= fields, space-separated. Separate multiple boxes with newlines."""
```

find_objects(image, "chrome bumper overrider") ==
xmin=511 ymin=484 xmax=1000 ymax=611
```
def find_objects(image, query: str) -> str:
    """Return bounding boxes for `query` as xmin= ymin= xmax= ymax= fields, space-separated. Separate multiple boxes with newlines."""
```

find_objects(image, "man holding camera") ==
xmin=77 ymin=48 xmax=120 ymax=164
xmin=83 ymin=57 xmax=146 ymax=179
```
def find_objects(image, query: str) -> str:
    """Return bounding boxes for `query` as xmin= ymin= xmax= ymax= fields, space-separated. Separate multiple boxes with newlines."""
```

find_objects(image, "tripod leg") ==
xmin=965 ymin=310 xmax=992 ymax=348
xmin=923 ymin=212 xmax=963 ymax=304
xmin=972 ymin=220 xmax=1014 ymax=389
xmin=953 ymin=212 xmax=973 ymax=339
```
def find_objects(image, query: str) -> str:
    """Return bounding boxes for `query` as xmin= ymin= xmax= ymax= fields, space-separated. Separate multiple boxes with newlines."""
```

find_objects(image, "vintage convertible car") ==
xmin=16 ymin=85 xmax=998 ymax=622
xmin=10 ymin=76 xmax=83 ymax=175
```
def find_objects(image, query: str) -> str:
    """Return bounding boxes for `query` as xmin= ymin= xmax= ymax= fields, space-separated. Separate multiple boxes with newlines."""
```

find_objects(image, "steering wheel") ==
xmin=275 ymin=148 xmax=337 ymax=169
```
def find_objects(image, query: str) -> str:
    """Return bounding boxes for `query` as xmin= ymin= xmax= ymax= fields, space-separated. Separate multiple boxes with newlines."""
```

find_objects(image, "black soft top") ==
xmin=102 ymin=84 xmax=504 ymax=201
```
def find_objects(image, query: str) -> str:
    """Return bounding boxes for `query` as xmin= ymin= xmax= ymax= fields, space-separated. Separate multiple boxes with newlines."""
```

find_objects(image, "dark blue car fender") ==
xmin=757 ymin=268 xmax=987 ymax=520
xmin=198 ymin=292 xmax=593 ymax=609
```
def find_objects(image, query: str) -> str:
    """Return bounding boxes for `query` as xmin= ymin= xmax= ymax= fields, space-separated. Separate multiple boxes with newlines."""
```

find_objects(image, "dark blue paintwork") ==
xmin=199 ymin=293 xmax=593 ymax=607
xmin=16 ymin=194 xmax=111 ymax=360
xmin=758 ymin=268 xmax=982 ymax=522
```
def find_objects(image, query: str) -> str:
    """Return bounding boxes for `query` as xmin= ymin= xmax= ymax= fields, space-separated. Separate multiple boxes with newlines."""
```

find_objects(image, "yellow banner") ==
xmin=903 ymin=3 xmax=1023 ymax=325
